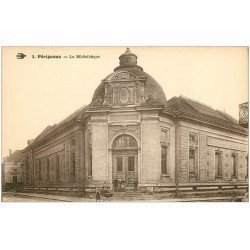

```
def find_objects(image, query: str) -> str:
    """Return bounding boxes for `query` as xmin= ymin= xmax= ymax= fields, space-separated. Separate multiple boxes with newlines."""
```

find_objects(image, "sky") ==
xmin=2 ymin=46 xmax=248 ymax=157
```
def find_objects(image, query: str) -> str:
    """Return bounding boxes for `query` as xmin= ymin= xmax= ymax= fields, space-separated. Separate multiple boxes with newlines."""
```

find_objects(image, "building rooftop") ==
xmin=4 ymin=150 xmax=24 ymax=164
xmin=24 ymin=105 xmax=87 ymax=149
xmin=166 ymin=96 xmax=248 ymax=134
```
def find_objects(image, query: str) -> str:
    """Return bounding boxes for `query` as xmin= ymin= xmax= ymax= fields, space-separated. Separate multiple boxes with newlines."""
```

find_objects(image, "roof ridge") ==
xmin=179 ymin=95 xmax=236 ymax=122
xmin=180 ymin=95 xmax=213 ymax=109
xmin=56 ymin=105 xmax=86 ymax=125
xmin=179 ymin=95 xmax=201 ymax=114
xmin=31 ymin=104 xmax=87 ymax=146
xmin=216 ymin=109 xmax=238 ymax=124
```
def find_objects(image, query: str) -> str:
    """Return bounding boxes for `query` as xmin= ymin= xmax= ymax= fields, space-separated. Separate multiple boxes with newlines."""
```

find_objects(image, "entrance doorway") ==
xmin=112 ymin=135 xmax=138 ymax=186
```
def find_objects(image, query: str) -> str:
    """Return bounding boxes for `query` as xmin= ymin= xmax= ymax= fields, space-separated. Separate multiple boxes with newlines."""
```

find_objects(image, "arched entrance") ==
xmin=112 ymin=134 xmax=138 ymax=186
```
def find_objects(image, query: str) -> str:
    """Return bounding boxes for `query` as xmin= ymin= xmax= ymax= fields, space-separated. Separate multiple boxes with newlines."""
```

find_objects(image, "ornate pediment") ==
xmin=110 ymin=72 xmax=138 ymax=81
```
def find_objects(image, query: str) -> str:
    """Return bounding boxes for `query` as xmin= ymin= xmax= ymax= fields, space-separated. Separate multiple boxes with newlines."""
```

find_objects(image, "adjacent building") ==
xmin=2 ymin=150 xmax=24 ymax=188
xmin=22 ymin=48 xmax=248 ymax=190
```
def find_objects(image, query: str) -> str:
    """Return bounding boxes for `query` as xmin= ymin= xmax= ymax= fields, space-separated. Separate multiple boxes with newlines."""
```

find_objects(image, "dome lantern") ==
xmin=115 ymin=48 xmax=143 ymax=71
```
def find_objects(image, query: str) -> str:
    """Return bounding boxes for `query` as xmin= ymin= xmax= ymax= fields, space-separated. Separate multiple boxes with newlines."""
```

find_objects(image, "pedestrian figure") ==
xmin=96 ymin=189 xmax=101 ymax=202
xmin=101 ymin=185 xmax=107 ymax=194
xmin=113 ymin=178 xmax=118 ymax=191
xmin=134 ymin=178 xmax=138 ymax=192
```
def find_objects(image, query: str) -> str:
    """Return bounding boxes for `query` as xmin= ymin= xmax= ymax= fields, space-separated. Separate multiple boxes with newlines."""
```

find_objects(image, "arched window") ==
xmin=113 ymin=135 xmax=138 ymax=150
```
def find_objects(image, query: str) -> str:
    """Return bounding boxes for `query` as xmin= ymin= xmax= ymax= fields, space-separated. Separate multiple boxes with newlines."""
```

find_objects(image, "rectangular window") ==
xmin=189 ymin=147 xmax=198 ymax=177
xmin=56 ymin=155 xmax=60 ymax=183
xmin=88 ymin=132 xmax=92 ymax=176
xmin=39 ymin=159 xmax=42 ymax=180
xmin=117 ymin=156 xmax=123 ymax=172
xmin=161 ymin=146 xmax=167 ymax=174
xmin=246 ymin=155 xmax=248 ymax=179
xmin=128 ymin=156 xmax=135 ymax=171
xmin=189 ymin=149 xmax=195 ymax=174
xmin=46 ymin=158 xmax=50 ymax=180
xmin=25 ymin=156 xmax=30 ymax=182
xmin=70 ymin=151 xmax=76 ymax=180
xmin=26 ymin=164 xmax=29 ymax=182
xmin=215 ymin=151 xmax=222 ymax=177
xmin=189 ymin=133 xmax=198 ymax=177
xmin=88 ymin=147 xmax=92 ymax=176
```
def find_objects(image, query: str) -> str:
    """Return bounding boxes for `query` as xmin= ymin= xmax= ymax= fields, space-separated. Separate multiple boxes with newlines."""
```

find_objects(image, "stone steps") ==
xmin=112 ymin=192 xmax=143 ymax=197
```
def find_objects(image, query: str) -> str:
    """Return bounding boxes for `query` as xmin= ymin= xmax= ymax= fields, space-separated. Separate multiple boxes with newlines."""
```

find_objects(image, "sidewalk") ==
xmin=3 ymin=191 xmax=241 ymax=202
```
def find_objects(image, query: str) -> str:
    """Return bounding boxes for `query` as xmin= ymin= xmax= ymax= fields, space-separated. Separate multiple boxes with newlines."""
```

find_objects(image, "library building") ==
xmin=22 ymin=48 xmax=248 ymax=190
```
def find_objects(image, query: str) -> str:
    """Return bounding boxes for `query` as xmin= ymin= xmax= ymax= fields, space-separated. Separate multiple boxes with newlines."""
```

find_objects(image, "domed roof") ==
xmin=91 ymin=48 xmax=167 ymax=107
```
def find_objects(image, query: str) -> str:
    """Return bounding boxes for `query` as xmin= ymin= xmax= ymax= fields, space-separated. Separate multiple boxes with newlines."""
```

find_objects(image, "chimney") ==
xmin=27 ymin=139 xmax=35 ymax=146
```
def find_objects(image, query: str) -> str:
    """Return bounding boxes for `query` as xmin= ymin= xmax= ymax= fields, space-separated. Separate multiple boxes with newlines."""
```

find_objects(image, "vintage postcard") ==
xmin=1 ymin=46 xmax=249 ymax=202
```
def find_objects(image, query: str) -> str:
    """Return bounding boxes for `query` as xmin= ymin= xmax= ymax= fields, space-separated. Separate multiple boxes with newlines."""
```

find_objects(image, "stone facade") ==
xmin=175 ymin=121 xmax=248 ymax=183
xmin=2 ymin=150 xmax=24 ymax=187
xmin=21 ymin=48 xmax=248 ymax=190
xmin=24 ymin=124 xmax=85 ymax=187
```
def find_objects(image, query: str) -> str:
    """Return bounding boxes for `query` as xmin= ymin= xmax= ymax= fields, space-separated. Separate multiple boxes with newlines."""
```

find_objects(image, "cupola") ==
xmin=114 ymin=48 xmax=143 ymax=71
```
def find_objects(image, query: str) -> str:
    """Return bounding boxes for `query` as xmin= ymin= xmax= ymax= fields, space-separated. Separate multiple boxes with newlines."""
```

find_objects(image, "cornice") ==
xmin=179 ymin=113 xmax=248 ymax=136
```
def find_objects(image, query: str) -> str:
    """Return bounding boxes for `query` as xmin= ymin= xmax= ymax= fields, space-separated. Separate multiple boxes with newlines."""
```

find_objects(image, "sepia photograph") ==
xmin=1 ymin=46 xmax=249 ymax=202
xmin=1 ymin=1 xmax=250 ymax=250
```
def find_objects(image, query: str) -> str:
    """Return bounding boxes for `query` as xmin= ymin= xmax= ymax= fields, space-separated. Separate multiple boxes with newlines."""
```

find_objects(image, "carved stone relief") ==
xmin=103 ymin=72 xmax=146 ymax=107
xmin=108 ymin=124 xmax=141 ymax=143
xmin=92 ymin=72 xmax=148 ymax=108
xmin=103 ymin=82 xmax=113 ymax=106
xmin=111 ymin=72 xmax=137 ymax=81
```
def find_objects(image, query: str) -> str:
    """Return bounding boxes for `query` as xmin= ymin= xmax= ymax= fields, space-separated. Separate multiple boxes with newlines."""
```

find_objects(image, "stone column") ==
xmin=91 ymin=114 xmax=108 ymax=182
xmin=137 ymin=148 xmax=141 ymax=184
xmin=141 ymin=112 xmax=161 ymax=183
xmin=108 ymin=149 xmax=113 ymax=186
